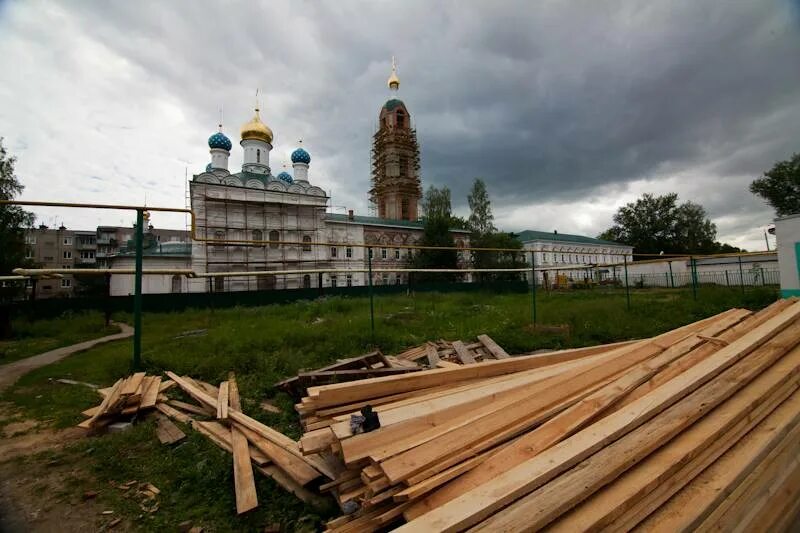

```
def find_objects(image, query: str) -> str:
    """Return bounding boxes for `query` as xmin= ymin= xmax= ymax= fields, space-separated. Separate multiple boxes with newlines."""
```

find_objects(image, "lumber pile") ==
xmin=276 ymin=351 xmax=421 ymax=399
xmin=394 ymin=334 xmax=511 ymax=367
xmin=289 ymin=298 xmax=800 ymax=531
xmin=78 ymin=372 xmax=173 ymax=430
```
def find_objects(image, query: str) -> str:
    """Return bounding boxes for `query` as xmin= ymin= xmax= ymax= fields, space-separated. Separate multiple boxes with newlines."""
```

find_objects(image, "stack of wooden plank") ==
xmin=276 ymin=351 xmax=421 ymax=399
xmin=394 ymin=334 xmax=511 ymax=367
xmin=78 ymin=372 xmax=172 ymax=430
xmin=289 ymin=298 xmax=800 ymax=531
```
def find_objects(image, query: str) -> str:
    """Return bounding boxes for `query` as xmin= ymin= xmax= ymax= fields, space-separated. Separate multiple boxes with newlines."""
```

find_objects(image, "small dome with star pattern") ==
xmin=291 ymin=147 xmax=310 ymax=164
xmin=276 ymin=171 xmax=293 ymax=184
xmin=208 ymin=131 xmax=232 ymax=151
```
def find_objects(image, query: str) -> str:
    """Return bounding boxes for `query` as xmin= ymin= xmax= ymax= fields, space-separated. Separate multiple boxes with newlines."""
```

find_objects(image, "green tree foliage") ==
xmin=412 ymin=186 xmax=458 ymax=282
xmin=467 ymin=178 xmax=496 ymax=236
xmin=750 ymin=152 xmax=800 ymax=216
xmin=0 ymin=138 xmax=35 ymax=338
xmin=599 ymin=193 xmax=740 ymax=255
xmin=464 ymin=179 xmax=524 ymax=281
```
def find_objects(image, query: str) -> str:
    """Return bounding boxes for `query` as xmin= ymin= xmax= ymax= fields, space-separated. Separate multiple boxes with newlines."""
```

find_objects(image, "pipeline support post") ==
xmin=367 ymin=247 xmax=375 ymax=346
xmin=132 ymin=208 xmax=144 ymax=370
xmin=530 ymin=250 xmax=537 ymax=326
xmin=738 ymin=255 xmax=745 ymax=295
xmin=623 ymin=255 xmax=631 ymax=310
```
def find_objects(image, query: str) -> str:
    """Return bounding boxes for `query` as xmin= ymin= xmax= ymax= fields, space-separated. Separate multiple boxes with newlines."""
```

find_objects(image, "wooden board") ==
xmin=155 ymin=402 xmax=194 ymax=425
xmin=425 ymin=343 xmax=440 ymax=367
xmin=452 ymin=341 xmax=476 ymax=364
xmin=140 ymin=376 xmax=162 ymax=409
xmin=477 ymin=335 xmax=509 ymax=359
xmin=79 ymin=378 xmax=123 ymax=429
xmin=228 ymin=372 xmax=258 ymax=515
xmin=155 ymin=412 xmax=186 ymax=444
xmin=169 ymin=400 xmax=214 ymax=416
xmin=217 ymin=381 xmax=229 ymax=420
xmin=121 ymin=372 xmax=146 ymax=395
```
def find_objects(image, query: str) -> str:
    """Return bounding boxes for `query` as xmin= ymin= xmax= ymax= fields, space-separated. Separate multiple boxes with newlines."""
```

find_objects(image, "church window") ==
xmin=252 ymin=229 xmax=263 ymax=243
xmin=302 ymin=235 xmax=312 ymax=252
xmin=395 ymin=249 xmax=400 ymax=259
xmin=346 ymin=247 xmax=353 ymax=258
xmin=395 ymin=275 xmax=402 ymax=285
xmin=171 ymin=275 xmax=182 ymax=293
xmin=303 ymin=274 xmax=311 ymax=288
xmin=369 ymin=248 xmax=373 ymax=259
xmin=382 ymin=273 xmax=389 ymax=285
xmin=346 ymin=274 xmax=353 ymax=287
xmin=269 ymin=230 xmax=280 ymax=249
xmin=63 ymin=251 xmax=72 ymax=259
xmin=401 ymin=198 xmax=409 ymax=219
xmin=256 ymin=149 xmax=261 ymax=163
xmin=381 ymin=248 xmax=387 ymax=260
xmin=331 ymin=247 xmax=338 ymax=258
xmin=396 ymin=111 xmax=405 ymax=128
xmin=330 ymin=275 xmax=337 ymax=288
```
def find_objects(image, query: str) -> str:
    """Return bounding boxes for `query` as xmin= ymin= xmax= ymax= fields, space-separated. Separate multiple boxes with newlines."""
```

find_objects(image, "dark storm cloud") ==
xmin=0 ymin=0 xmax=798 ymax=248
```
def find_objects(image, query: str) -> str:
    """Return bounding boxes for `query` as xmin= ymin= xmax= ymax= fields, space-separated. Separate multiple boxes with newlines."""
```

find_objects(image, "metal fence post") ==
xmin=690 ymin=257 xmax=697 ymax=300
xmin=132 ymin=208 xmax=144 ymax=370
xmin=761 ymin=267 xmax=766 ymax=286
xmin=668 ymin=261 xmax=675 ymax=288
xmin=725 ymin=270 xmax=730 ymax=287
xmin=530 ymin=250 xmax=537 ymax=326
xmin=367 ymin=246 xmax=375 ymax=345
xmin=623 ymin=255 xmax=631 ymax=310
xmin=738 ymin=255 xmax=745 ymax=295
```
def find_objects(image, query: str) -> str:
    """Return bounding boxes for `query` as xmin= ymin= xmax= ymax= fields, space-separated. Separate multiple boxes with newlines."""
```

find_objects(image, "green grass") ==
xmin=0 ymin=311 xmax=120 ymax=364
xmin=0 ymin=286 xmax=779 ymax=531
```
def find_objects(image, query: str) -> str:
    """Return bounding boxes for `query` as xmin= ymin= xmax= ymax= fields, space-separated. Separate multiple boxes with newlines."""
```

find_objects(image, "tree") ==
xmin=471 ymin=231 xmax=526 ymax=282
xmin=750 ymin=153 xmax=800 ymax=216
xmin=0 ymin=138 xmax=35 ymax=338
xmin=599 ymin=193 xmax=735 ymax=255
xmin=412 ymin=186 xmax=458 ymax=282
xmin=467 ymin=178 xmax=496 ymax=236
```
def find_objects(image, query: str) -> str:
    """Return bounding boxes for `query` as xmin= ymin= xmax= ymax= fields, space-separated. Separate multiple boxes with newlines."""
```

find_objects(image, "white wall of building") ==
xmin=776 ymin=214 xmax=800 ymax=297
xmin=109 ymin=256 xmax=191 ymax=296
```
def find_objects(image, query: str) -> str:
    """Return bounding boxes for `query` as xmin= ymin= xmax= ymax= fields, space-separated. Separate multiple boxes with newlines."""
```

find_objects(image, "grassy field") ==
xmin=0 ymin=286 xmax=779 ymax=531
xmin=0 ymin=311 xmax=120 ymax=365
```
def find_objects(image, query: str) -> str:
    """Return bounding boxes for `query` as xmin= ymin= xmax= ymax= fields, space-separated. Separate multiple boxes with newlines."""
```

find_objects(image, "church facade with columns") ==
xmin=187 ymin=62 xmax=469 ymax=293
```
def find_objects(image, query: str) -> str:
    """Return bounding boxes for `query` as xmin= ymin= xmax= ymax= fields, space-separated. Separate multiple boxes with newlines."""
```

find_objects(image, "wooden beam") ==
xmin=228 ymin=372 xmax=258 ymax=515
xmin=78 ymin=378 xmax=123 ymax=429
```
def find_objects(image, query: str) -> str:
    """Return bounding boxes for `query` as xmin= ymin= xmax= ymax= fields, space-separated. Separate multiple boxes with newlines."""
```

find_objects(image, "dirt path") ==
xmin=0 ymin=322 xmax=133 ymax=392
xmin=0 ymin=324 xmax=135 ymax=532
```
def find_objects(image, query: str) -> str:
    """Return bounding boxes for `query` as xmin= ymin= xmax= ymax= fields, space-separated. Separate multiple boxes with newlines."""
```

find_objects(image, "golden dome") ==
xmin=240 ymin=108 xmax=273 ymax=144
xmin=388 ymin=56 xmax=400 ymax=90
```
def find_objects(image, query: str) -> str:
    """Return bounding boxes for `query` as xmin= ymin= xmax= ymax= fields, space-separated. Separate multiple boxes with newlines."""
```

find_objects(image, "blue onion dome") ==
xmin=277 ymin=171 xmax=293 ymax=184
xmin=205 ymin=163 xmax=213 ymax=172
xmin=291 ymin=147 xmax=310 ymax=164
xmin=208 ymin=131 xmax=232 ymax=151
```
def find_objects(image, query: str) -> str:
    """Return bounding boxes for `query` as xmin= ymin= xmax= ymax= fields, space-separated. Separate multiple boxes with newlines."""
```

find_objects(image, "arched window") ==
xmin=256 ymin=149 xmax=261 ymax=163
xmin=303 ymin=274 xmax=311 ymax=289
xmin=396 ymin=110 xmax=405 ymax=128
xmin=171 ymin=275 xmax=182 ymax=293
xmin=302 ymin=235 xmax=311 ymax=252
xmin=269 ymin=230 xmax=280 ymax=249
xmin=252 ymin=229 xmax=262 ymax=243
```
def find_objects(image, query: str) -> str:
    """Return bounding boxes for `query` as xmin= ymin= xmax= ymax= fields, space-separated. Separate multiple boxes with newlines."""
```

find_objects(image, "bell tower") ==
xmin=369 ymin=58 xmax=422 ymax=221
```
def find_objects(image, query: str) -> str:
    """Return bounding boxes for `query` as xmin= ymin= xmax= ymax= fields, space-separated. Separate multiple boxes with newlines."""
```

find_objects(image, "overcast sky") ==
xmin=1 ymin=0 xmax=798 ymax=251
